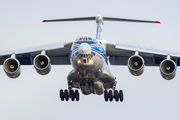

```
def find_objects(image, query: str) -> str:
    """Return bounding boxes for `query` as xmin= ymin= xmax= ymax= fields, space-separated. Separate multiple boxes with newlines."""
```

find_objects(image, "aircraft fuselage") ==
xmin=67 ymin=36 xmax=115 ymax=95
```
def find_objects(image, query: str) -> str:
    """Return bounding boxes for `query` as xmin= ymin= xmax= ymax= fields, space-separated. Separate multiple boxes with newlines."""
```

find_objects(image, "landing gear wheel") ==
xmin=119 ymin=90 xmax=124 ymax=102
xmin=60 ymin=89 xmax=64 ymax=101
xmin=70 ymin=90 xmax=75 ymax=101
xmin=75 ymin=90 xmax=79 ymax=101
xmin=64 ymin=89 xmax=69 ymax=101
xmin=109 ymin=90 xmax=113 ymax=101
xmin=104 ymin=90 xmax=108 ymax=102
xmin=114 ymin=90 xmax=119 ymax=102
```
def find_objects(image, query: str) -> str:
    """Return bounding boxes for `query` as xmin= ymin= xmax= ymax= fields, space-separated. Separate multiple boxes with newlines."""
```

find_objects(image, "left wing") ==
xmin=0 ymin=41 xmax=73 ymax=65
xmin=106 ymin=41 xmax=180 ymax=66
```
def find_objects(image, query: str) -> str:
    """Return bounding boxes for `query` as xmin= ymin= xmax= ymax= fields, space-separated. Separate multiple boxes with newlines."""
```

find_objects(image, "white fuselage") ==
xmin=67 ymin=37 xmax=115 ymax=95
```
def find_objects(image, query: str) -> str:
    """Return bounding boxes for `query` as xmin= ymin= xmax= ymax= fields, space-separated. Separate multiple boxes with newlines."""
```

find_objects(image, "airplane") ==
xmin=0 ymin=15 xmax=179 ymax=102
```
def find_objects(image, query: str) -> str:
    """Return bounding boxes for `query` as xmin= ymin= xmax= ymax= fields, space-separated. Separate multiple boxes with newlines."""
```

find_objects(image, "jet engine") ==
xmin=160 ymin=59 xmax=176 ymax=80
xmin=33 ymin=52 xmax=51 ymax=75
xmin=3 ymin=57 xmax=21 ymax=78
xmin=128 ymin=55 xmax=145 ymax=76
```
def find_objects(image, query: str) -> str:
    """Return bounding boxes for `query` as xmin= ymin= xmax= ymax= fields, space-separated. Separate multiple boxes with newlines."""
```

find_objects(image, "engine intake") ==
xmin=160 ymin=59 xmax=176 ymax=80
xmin=33 ymin=54 xmax=51 ymax=75
xmin=128 ymin=55 xmax=144 ymax=76
xmin=3 ymin=58 xmax=21 ymax=78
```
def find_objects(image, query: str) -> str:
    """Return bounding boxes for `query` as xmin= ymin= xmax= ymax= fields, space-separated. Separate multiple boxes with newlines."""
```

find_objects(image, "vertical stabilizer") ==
xmin=96 ymin=15 xmax=104 ymax=40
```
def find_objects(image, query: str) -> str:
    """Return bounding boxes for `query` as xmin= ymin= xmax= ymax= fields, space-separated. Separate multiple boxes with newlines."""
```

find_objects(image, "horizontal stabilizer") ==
xmin=43 ymin=17 xmax=96 ymax=22
xmin=103 ymin=17 xmax=160 ymax=24
xmin=43 ymin=15 xmax=160 ymax=24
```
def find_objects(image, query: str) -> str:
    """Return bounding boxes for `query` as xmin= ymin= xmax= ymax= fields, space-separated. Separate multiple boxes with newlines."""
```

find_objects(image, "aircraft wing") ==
xmin=0 ymin=41 xmax=73 ymax=65
xmin=106 ymin=41 xmax=180 ymax=66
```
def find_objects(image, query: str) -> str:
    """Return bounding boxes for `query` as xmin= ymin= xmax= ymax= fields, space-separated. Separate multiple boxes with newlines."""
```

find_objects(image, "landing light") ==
xmin=78 ymin=60 xmax=81 ymax=63
xmin=89 ymin=60 xmax=93 ymax=64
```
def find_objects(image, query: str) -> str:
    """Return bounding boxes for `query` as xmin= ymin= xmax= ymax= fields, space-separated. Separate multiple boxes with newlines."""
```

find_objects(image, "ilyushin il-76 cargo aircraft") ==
xmin=0 ymin=15 xmax=179 ymax=102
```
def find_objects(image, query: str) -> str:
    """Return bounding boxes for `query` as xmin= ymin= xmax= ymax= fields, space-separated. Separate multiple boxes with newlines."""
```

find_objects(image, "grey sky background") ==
xmin=0 ymin=0 xmax=180 ymax=120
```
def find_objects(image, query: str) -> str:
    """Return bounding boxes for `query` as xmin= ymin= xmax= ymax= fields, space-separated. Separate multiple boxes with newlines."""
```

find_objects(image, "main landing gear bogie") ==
xmin=60 ymin=89 xmax=79 ymax=101
xmin=104 ymin=89 xmax=124 ymax=102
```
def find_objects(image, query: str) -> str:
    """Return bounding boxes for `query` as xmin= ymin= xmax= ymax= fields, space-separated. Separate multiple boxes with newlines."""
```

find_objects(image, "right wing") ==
xmin=105 ymin=41 xmax=180 ymax=66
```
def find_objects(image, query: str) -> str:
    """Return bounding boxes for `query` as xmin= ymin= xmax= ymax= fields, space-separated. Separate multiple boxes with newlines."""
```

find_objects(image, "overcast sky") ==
xmin=0 ymin=0 xmax=180 ymax=120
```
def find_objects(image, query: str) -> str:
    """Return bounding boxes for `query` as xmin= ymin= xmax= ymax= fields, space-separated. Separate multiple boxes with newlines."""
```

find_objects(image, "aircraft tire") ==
xmin=104 ymin=90 xmax=108 ymax=101
xmin=119 ymin=90 xmax=123 ymax=102
xmin=114 ymin=90 xmax=119 ymax=102
xmin=64 ymin=89 xmax=69 ymax=101
xmin=70 ymin=90 xmax=75 ymax=101
xmin=60 ymin=89 xmax=64 ymax=101
xmin=75 ymin=90 xmax=79 ymax=101
xmin=109 ymin=90 xmax=113 ymax=101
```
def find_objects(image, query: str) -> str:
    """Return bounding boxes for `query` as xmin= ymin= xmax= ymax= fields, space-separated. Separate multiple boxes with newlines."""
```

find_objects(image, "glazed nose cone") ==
xmin=78 ymin=43 xmax=91 ymax=54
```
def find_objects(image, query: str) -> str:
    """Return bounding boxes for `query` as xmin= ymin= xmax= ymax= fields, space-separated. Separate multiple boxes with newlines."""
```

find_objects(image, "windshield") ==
xmin=75 ymin=36 xmax=97 ymax=43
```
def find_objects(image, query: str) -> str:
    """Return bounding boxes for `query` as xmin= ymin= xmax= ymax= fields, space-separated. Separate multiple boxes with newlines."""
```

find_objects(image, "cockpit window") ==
xmin=75 ymin=36 xmax=97 ymax=43
xmin=83 ymin=37 xmax=86 ymax=41
xmin=79 ymin=37 xmax=83 ymax=40
xmin=88 ymin=37 xmax=92 ymax=41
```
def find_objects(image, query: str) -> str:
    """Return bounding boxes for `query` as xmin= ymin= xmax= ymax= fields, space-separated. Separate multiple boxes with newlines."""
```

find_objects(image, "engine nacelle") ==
xmin=128 ymin=55 xmax=145 ymax=76
xmin=3 ymin=58 xmax=21 ymax=78
xmin=33 ymin=54 xmax=51 ymax=75
xmin=160 ymin=59 xmax=176 ymax=80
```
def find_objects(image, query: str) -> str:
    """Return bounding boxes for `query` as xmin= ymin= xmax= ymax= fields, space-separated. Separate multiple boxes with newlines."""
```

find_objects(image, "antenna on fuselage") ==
xmin=42 ymin=15 xmax=160 ymax=40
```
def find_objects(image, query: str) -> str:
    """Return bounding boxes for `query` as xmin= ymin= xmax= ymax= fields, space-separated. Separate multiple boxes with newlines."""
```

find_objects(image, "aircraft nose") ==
xmin=78 ymin=43 xmax=91 ymax=54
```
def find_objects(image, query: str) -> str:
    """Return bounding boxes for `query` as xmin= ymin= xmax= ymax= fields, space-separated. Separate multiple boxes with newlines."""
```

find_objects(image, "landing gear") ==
xmin=59 ymin=89 xmax=79 ymax=101
xmin=114 ymin=90 xmax=119 ymax=101
xmin=104 ymin=90 xmax=108 ymax=101
xmin=109 ymin=90 xmax=113 ymax=101
xmin=70 ymin=90 xmax=75 ymax=101
xmin=104 ymin=89 xmax=124 ymax=102
xmin=75 ymin=90 xmax=80 ymax=101
xmin=119 ymin=90 xmax=123 ymax=102
xmin=60 ymin=89 xmax=64 ymax=101
xmin=64 ymin=89 xmax=69 ymax=101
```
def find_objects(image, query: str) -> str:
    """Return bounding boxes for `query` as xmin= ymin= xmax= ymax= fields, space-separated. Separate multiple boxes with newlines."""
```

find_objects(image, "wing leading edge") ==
xmin=0 ymin=41 xmax=73 ymax=65
xmin=106 ymin=41 xmax=180 ymax=66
